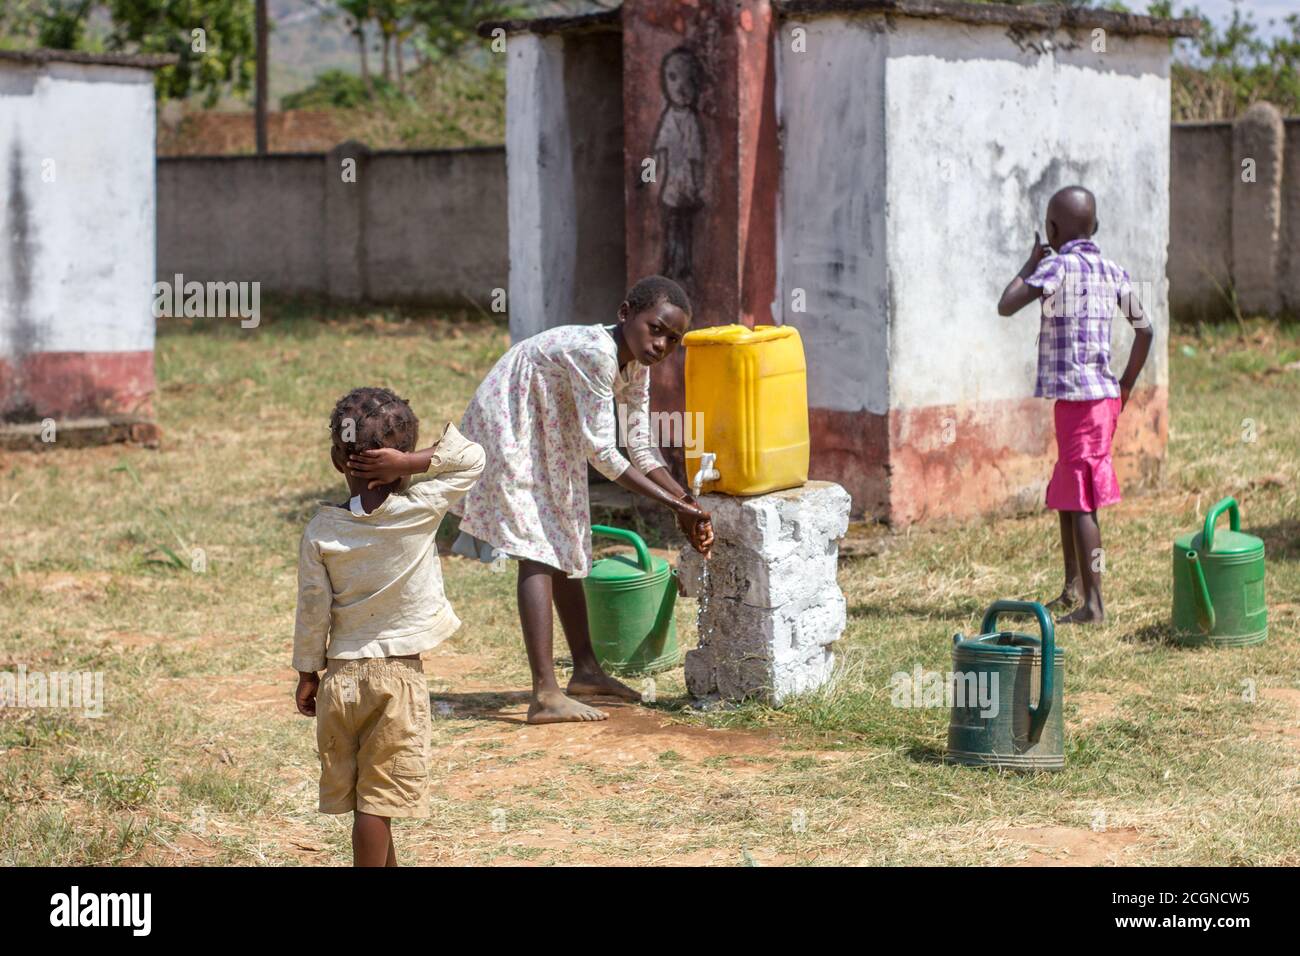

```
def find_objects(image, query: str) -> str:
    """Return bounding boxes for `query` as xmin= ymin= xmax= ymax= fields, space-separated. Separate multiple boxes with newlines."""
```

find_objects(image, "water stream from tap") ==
xmin=696 ymin=556 xmax=713 ymax=647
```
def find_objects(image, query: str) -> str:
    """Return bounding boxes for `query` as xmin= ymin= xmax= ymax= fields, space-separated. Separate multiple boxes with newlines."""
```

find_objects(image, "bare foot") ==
xmin=1056 ymin=605 xmax=1104 ymax=625
xmin=567 ymin=670 xmax=642 ymax=702
xmin=1044 ymin=588 xmax=1079 ymax=613
xmin=527 ymin=689 xmax=608 ymax=724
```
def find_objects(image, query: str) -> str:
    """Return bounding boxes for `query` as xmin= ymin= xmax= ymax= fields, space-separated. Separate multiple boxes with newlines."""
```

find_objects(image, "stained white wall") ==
xmin=506 ymin=33 xmax=577 ymax=341
xmin=0 ymin=61 xmax=156 ymax=357
xmin=884 ymin=22 xmax=1171 ymax=409
xmin=775 ymin=17 xmax=1171 ymax=414
xmin=776 ymin=18 xmax=890 ymax=416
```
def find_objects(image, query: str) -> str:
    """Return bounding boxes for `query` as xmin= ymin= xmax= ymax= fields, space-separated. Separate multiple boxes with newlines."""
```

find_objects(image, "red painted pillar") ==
xmin=622 ymin=0 xmax=779 ymax=478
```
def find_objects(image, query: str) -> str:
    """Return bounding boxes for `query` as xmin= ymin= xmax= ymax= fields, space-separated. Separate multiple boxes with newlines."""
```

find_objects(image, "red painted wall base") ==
xmin=810 ymin=386 xmax=1167 ymax=524
xmin=0 ymin=351 xmax=156 ymax=422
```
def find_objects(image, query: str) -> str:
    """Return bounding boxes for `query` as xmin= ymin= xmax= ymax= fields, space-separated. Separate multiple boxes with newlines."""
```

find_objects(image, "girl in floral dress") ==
xmin=351 ymin=276 xmax=713 ymax=724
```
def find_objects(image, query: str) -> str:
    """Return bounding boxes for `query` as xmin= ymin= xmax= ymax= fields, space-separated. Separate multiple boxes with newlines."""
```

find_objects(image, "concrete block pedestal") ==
xmin=677 ymin=481 xmax=851 ymax=705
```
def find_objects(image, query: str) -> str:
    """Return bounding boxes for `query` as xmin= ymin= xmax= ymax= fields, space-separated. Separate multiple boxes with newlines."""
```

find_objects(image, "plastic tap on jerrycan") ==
xmin=946 ymin=600 xmax=1065 ymax=772
xmin=683 ymin=324 xmax=809 ymax=497
xmin=583 ymin=525 xmax=680 ymax=677
xmin=1172 ymin=497 xmax=1267 ymax=647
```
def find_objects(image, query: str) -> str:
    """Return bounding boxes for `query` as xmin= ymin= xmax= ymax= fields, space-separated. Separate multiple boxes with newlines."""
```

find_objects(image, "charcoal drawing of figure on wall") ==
xmin=653 ymin=47 xmax=704 ymax=283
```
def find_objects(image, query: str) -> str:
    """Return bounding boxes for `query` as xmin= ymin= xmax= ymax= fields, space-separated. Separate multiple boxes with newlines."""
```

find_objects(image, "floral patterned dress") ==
xmin=452 ymin=324 xmax=665 ymax=577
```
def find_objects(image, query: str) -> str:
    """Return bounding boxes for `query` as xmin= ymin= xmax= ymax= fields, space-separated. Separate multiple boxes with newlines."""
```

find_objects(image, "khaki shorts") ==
xmin=316 ymin=657 xmax=431 ymax=818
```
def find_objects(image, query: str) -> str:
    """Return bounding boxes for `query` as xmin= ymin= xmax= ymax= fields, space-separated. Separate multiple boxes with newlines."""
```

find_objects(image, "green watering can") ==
xmin=1173 ymin=497 xmax=1267 ymax=647
xmin=946 ymin=600 xmax=1065 ymax=772
xmin=583 ymin=525 xmax=680 ymax=677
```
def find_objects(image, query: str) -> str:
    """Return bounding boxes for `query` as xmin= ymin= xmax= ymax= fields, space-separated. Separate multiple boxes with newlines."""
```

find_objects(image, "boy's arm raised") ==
xmin=998 ymin=231 xmax=1053 ymax=316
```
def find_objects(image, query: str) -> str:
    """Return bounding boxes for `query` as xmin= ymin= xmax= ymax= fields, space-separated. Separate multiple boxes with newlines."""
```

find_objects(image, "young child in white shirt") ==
xmin=293 ymin=386 xmax=484 ymax=866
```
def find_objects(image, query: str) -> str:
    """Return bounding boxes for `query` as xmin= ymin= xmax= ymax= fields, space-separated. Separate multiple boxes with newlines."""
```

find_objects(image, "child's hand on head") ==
xmin=347 ymin=447 xmax=412 ymax=489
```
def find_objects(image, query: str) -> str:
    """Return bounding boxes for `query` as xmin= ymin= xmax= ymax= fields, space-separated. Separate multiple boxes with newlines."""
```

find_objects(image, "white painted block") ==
xmin=678 ymin=481 xmax=850 ymax=705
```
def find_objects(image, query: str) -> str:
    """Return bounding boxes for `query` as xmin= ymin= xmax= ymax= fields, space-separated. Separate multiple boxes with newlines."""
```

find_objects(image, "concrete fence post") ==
xmin=1231 ymin=102 xmax=1285 ymax=316
xmin=324 ymin=140 xmax=370 ymax=303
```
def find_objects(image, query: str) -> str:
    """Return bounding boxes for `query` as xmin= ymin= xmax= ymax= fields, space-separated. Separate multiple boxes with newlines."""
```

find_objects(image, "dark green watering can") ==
xmin=1172 ymin=497 xmax=1267 ymax=647
xmin=583 ymin=525 xmax=680 ymax=677
xmin=946 ymin=600 xmax=1065 ymax=772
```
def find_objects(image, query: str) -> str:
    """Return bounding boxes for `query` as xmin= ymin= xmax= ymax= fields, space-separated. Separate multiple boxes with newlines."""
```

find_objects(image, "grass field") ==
xmin=1 ymin=306 xmax=1297 ymax=866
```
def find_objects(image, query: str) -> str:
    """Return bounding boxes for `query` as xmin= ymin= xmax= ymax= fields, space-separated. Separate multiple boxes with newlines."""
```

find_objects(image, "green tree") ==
xmin=0 ymin=1 xmax=42 ymax=49
xmin=2 ymin=1 xmax=256 ymax=105
xmin=36 ymin=1 xmax=95 ymax=49
xmin=1156 ymin=2 xmax=1300 ymax=118
xmin=411 ymin=0 xmax=527 ymax=62
xmin=106 ymin=0 xmax=257 ymax=105
xmin=335 ymin=0 xmax=377 ymax=95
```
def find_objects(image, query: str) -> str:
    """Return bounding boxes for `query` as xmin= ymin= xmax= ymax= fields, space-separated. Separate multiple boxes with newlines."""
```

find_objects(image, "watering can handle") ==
xmin=979 ymin=600 xmax=1055 ymax=737
xmin=590 ymin=525 xmax=653 ymax=574
xmin=1201 ymin=497 xmax=1240 ymax=553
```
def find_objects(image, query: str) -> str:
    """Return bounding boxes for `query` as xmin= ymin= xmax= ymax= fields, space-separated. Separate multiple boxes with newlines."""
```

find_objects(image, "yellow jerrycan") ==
xmin=683 ymin=324 xmax=809 ymax=497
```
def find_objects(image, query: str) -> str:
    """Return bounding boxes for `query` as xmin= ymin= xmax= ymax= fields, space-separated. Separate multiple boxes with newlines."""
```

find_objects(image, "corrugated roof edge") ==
xmin=0 ymin=48 xmax=180 ymax=69
xmin=477 ymin=1 xmax=1200 ymax=39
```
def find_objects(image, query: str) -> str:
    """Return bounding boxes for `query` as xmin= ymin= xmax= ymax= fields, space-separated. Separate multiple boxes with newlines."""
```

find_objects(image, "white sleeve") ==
xmin=292 ymin=528 xmax=332 ymax=674
xmin=619 ymin=363 xmax=667 ymax=475
xmin=555 ymin=346 xmax=631 ymax=481
xmin=408 ymin=423 xmax=487 ymax=513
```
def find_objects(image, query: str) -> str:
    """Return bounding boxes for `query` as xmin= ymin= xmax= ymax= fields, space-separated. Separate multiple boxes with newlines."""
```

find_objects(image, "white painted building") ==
xmin=774 ymin=2 xmax=1191 ymax=522
xmin=488 ymin=1 xmax=1197 ymax=522
xmin=0 ymin=49 xmax=172 ymax=437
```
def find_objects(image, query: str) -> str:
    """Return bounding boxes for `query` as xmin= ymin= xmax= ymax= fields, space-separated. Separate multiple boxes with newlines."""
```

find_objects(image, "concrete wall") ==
xmin=157 ymin=145 xmax=508 ymax=308
xmin=1286 ymin=120 xmax=1300 ymax=310
xmin=1169 ymin=114 xmax=1300 ymax=321
xmin=774 ymin=14 xmax=1171 ymax=523
xmin=158 ymin=154 xmax=326 ymax=295
xmin=0 ymin=60 xmax=157 ymax=421
xmin=365 ymin=148 xmax=510 ymax=304
xmin=886 ymin=23 xmax=1170 ymax=523
xmin=1169 ymin=122 xmax=1233 ymax=322
xmin=565 ymin=33 xmax=627 ymax=328
xmin=886 ymin=23 xmax=1171 ymax=409
xmin=505 ymin=30 xmax=626 ymax=341
xmin=776 ymin=15 xmax=891 ymax=514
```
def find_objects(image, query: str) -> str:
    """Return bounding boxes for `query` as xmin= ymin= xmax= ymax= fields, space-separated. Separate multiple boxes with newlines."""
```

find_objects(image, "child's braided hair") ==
xmin=329 ymin=387 xmax=419 ymax=456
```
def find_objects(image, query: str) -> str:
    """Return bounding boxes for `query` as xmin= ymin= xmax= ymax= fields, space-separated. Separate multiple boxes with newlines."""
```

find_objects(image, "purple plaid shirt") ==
xmin=1024 ymin=238 xmax=1131 ymax=401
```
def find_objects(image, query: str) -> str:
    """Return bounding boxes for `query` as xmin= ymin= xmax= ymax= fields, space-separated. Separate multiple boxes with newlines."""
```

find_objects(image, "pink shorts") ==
xmin=1045 ymin=397 xmax=1122 ymax=513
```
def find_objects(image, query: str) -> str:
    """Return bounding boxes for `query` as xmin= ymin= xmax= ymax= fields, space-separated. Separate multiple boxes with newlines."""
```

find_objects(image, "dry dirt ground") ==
xmin=2 ymin=312 xmax=1298 ymax=866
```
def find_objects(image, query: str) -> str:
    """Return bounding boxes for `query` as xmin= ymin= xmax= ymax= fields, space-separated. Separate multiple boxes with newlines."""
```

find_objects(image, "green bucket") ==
xmin=583 ymin=525 xmax=680 ymax=677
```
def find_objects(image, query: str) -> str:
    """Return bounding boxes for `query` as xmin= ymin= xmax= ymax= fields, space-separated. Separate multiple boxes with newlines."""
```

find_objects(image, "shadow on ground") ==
xmin=1253 ymin=520 xmax=1300 ymax=562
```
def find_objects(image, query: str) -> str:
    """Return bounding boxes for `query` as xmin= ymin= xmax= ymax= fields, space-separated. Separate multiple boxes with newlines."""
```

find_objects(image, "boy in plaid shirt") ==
xmin=997 ymin=186 xmax=1154 ymax=624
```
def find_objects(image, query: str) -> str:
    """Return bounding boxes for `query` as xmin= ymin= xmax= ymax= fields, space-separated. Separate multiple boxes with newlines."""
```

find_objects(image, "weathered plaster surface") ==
xmin=1 ymin=61 xmax=157 ymax=420
xmin=1169 ymin=123 xmax=1233 ymax=322
xmin=885 ymin=22 xmax=1171 ymax=410
xmin=776 ymin=16 xmax=890 ymax=416
xmin=679 ymin=480 xmax=850 ymax=704
xmin=506 ymin=33 xmax=576 ymax=341
xmin=0 ymin=62 xmax=155 ymax=358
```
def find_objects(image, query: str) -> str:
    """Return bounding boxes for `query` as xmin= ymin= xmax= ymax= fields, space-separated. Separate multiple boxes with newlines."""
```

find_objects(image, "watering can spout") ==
xmin=1185 ymin=550 xmax=1216 ymax=634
